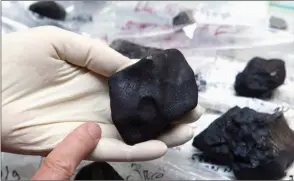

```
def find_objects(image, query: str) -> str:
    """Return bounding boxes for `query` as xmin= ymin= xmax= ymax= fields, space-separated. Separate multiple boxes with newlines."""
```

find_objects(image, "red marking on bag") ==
xmin=160 ymin=25 xmax=173 ymax=30
xmin=121 ymin=21 xmax=173 ymax=31
xmin=214 ymin=25 xmax=237 ymax=36
xmin=165 ymin=4 xmax=178 ymax=16
xmin=134 ymin=2 xmax=154 ymax=13
xmin=164 ymin=4 xmax=188 ymax=17
xmin=121 ymin=21 xmax=159 ymax=30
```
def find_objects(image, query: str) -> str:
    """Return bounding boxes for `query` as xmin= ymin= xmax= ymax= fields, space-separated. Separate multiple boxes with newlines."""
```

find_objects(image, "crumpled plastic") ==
xmin=2 ymin=1 xmax=294 ymax=180
xmin=2 ymin=1 xmax=109 ymax=33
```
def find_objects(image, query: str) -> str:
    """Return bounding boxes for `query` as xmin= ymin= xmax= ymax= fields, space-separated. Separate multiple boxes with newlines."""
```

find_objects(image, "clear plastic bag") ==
xmin=79 ymin=1 xmax=292 ymax=48
xmin=109 ymin=149 xmax=231 ymax=180
xmin=2 ymin=1 xmax=109 ymax=33
xmin=80 ymin=1 xmax=269 ymax=41
xmin=2 ymin=16 xmax=29 ymax=34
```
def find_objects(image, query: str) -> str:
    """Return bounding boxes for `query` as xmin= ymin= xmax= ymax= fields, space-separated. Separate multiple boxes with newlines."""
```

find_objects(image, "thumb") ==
xmin=32 ymin=122 xmax=101 ymax=180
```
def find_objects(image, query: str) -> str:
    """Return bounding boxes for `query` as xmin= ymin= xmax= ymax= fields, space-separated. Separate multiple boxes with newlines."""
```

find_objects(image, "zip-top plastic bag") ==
xmin=78 ymin=1 xmax=294 ymax=62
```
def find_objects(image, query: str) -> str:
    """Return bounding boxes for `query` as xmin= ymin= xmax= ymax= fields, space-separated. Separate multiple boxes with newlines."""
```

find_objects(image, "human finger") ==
xmin=31 ymin=122 xmax=101 ymax=180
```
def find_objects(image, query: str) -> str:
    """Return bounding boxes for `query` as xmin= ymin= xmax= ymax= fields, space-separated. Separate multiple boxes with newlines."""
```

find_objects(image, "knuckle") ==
xmin=43 ymin=156 xmax=73 ymax=178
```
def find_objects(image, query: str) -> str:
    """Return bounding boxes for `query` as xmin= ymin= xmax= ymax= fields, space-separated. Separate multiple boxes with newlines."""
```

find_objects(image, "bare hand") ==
xmin=32 ymin=122 xmax=101 ymax=180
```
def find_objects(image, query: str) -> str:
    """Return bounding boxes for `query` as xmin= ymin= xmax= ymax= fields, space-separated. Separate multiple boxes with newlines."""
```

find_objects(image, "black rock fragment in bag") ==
xmin=172 ymin=10 xmax=195 ymax=26
xmin=74 ymin=162 xmax=123 ymax=180
xmin=270 ymin=16 xmax=288 ymax=30
xmin=109 ymin=39 xmax=163 ymax=59
xmin=109 ymin=49 xmax=198 ymax=145
xmin=29 ymin=1 xmax=67 ymax=21
xmin=192 ymin=106 xmax=294 ymax=180
xmin=234 ymin=57 xmax=286 ymax=99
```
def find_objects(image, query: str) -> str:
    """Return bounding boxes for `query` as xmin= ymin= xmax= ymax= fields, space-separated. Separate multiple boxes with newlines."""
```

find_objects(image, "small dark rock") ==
xmin=109 ymin=49 xmax=198 ymax=145
xmin=192 ymin=106 xmax=294 ymax=180
xmin=172 ymin=10 xmax=195 ymax=26
xmin=270 ymin=16 xmax=288 ymax=30
xmin=29 ymin=1 xmax=67 ymax=21
xmin=234 ymin=57 xmax=286 ymax=99
xmin=74 ymin=162 xmax=123 ymax=180
xmin=110 ymin=39 xmax=163 ymax=59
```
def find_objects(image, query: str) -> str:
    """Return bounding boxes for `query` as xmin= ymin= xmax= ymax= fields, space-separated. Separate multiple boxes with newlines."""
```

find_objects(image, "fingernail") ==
xmin=87 ymin=123 xmax=101 ymax=140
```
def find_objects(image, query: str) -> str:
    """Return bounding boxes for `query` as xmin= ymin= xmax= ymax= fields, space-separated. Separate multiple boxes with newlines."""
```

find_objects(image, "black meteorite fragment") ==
xmin=110 ymin=39 xmax=163 ymax=59
xmin=234 ymin=57 xmax=286 ymax=99
xmin=192 ymin=106 xmax=294 ymax=180
xmin=29 ymin=1 xmax=67 ymax=21
xmin=109 ymin=49 xmax=198 ymax=145
xmin=74 ymin=162 xmax=123 ymax=180
xmin=172 ymin=10 xmax=195 ymax=26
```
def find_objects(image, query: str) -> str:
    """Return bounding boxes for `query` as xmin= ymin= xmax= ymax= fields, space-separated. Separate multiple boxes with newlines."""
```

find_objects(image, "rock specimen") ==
xmin=192 ymin=106 xmax=294 ymax=180
xmin=270 ymin=16 xmax=288 ymax=30
xmin=29 ymin=1 xmax=67 ymax=21
xmin=109 ymin=49 xmax=198 ymax=145
xmin=172 ymin=10 xmax=195 ymax=26
xmin=74 ymin=162 xmax=123 ymax=180
xmin=110 ymin=39 xmax=163 ymax=59
xmin=234 ymin=57 xmax=286 ymax=99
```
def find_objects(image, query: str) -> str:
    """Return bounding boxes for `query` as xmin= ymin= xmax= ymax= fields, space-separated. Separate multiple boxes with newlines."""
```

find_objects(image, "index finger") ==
xmin=32 ymin=122 xmax=101 ymax=180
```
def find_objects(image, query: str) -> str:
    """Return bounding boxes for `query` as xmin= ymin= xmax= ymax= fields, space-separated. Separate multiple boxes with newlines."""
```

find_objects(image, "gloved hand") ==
xmin=2 ymin=26 xmax=204 ymax=162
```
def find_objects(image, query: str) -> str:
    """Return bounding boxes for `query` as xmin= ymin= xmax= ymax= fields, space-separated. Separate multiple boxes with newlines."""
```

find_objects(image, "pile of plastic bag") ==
xmin=2 ymin=1 xmax=294 ymax=180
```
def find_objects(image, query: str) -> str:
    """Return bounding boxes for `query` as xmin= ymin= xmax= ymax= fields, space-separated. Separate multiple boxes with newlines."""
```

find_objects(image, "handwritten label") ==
xmin=1 ymin=166 xmax=21 ymax=181
xmin=126 ymin=163 xmax=164 ymax=180
xmin=191 ymin=153 xmax=294 ymax=180
xmin=191 ymin=153 xmax=234 ymax=177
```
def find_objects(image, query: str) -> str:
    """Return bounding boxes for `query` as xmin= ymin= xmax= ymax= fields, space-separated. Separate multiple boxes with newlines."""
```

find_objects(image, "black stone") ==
xmin=29 ymin=1 xmax=67 ymax=21
xmin=109 ymin=49 xmax=198 ymax=145
xmin=74 ymin=162 xmax=123 ymax=180
xmin=234 ymin=57 xmax=286 ymax=99
xmin=110 ymin=39 xmax=163 ymax=59
xmin=192 ymin=106 xmax=294 ymax=180
xmin=172 ymin=10 xmax=195 ymax=26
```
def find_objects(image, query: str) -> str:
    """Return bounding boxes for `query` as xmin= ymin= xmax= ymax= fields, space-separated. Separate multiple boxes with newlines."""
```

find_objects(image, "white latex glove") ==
xmin=2 ymin=26 xmax=204 ymax=162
